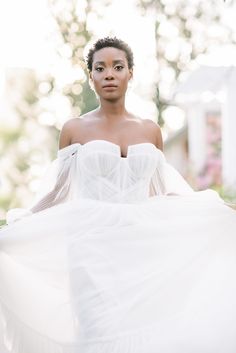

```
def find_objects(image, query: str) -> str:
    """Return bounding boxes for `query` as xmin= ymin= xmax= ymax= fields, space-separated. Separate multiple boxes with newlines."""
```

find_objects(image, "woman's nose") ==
xmin=105 ymin=68 xmax=114 ymax=79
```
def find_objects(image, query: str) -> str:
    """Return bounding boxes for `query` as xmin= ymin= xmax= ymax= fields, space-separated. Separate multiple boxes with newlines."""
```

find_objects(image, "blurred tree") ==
xmin=0 ymin=0 xmax=110 ymax=217
xmin=48 ymin=0 xmax=99 ymax=116
xmin=0 ymin=69 xmax=57 ymax=216
xmin=136 ymin=0 xmax=235 ymax=126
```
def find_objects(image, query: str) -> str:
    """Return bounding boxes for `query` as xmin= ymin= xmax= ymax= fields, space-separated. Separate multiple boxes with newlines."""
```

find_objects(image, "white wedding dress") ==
xmin=1 ymin=140 xmax=236 ymax=353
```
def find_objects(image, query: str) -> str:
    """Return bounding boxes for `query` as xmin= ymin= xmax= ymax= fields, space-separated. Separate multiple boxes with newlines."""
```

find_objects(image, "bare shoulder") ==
xmin=59 ymin=118 xmax=80 ymax=149
xmin=59 ymin=112 xmax=98 ymax=149
xmin=138 ymin=118 xmax=163 ymax=151
xmin=141 ymin=118 xmax=161 ymax=130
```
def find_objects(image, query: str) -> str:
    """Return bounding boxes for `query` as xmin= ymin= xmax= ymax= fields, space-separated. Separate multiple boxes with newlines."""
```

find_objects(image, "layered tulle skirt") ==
xmin=1 ymin=190 xmax=236 ymax=353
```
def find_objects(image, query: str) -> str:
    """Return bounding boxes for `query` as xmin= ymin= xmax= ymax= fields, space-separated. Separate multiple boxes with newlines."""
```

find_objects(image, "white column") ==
xmin=187 ymin=101 xmax=207 ymax=174
xmin=222 ymin=70 xmax=236 ymax=189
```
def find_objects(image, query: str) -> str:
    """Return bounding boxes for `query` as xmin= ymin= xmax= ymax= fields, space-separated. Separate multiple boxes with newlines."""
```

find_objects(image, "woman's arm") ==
xmin=31 ymin=120 xmax=75 ymax=213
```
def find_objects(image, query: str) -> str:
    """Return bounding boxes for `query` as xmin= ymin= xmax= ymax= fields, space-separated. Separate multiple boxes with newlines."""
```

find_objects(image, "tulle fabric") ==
xmin=1 ymin=140 xmax=236 ymax=353
xmin=6 ymin=141 xmax=193 ymax=224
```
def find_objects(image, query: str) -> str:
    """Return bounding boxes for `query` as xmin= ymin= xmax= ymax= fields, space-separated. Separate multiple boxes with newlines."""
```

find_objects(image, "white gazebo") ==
xmin=175 ymin=66 xmax=236 ymax=190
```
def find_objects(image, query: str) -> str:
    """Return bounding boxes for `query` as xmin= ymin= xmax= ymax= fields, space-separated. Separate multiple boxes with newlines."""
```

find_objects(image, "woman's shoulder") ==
xmin=59 ymin=118 xmax=81 ymax=149
xmin=127 ymin=116 xmax=163 ymax=150
xmin=59 ymin=118 xmax=77 ymax=144
xmin=131 ymin=115 xmax=161 ymax=128
xmin=59 ymin=113 xmax=99 ymax=149
xmin=61 ymin=117 xmax=79 ymax=129
xmin=142 ymin=118 xmax=161 ymax=130
xmin=132 ymin=117 xmax=162 ymax=136
xmin=61 ymin=113 xmax=97 ymax=131
xmin=135 ymin=117 xmax=163 ymax=149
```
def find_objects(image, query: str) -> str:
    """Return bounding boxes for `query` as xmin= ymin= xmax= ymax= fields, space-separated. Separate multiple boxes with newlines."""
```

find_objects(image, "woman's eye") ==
xmin=115 ymin=65 xmax=124 ymax=71
xmin=95 ymin=67 xmax=103 ymax=72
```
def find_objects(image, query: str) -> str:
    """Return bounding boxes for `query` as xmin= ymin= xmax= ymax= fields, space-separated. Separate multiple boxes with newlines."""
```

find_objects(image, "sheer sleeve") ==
xmin=6 ymin=144 xmax=80 ymax=224
xmin=149 ymin=150 xmax=194 ymax=197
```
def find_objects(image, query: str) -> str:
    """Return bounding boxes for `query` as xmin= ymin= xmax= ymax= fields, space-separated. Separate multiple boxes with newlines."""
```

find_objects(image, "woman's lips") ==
xmin=102 ymin=84 xmax=118 ymax=89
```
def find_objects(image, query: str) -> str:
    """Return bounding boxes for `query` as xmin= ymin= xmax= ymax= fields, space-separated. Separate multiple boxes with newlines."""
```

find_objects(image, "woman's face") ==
xmin=89 ymin=47 xmax=133 ymax=101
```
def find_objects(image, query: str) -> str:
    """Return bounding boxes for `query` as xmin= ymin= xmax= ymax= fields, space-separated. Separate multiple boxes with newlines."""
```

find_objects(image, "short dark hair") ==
xmin=85 ymin=37 xmax=134 ymax=72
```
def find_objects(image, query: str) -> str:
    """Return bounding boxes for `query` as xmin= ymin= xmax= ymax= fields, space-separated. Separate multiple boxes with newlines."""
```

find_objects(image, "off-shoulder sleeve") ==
xmin=6 ymin=144 xmax=80 ymax=224
xmin=149 ymin=150 xmax=194 ymax=196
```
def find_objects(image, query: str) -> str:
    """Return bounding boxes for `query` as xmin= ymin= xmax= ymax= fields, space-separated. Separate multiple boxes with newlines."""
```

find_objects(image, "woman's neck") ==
xmin=97 ymin=100 xmax=129 ymax=122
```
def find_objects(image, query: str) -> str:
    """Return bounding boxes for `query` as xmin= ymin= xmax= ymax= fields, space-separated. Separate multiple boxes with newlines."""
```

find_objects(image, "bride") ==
xmin=1 ymin=37 xmax=236 ymax=353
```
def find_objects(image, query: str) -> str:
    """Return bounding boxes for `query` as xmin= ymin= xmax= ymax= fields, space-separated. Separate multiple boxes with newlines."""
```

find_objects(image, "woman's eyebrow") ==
xmin=94 ymin=61 xmax=105 ymax=66
xmin=94 ymin=59 xmax=125 ymax=66
xmin=113 ymin=60 xmax=125 ymax=64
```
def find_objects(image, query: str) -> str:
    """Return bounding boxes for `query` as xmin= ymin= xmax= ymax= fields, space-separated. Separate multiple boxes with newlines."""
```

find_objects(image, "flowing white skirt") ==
xmin=1 ymin=190 xmax=236 ymax=353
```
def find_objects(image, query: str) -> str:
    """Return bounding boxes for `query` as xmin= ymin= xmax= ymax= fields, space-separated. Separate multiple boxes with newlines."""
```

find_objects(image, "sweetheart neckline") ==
xmin=59 ymin=139 xmax=163 ymax=158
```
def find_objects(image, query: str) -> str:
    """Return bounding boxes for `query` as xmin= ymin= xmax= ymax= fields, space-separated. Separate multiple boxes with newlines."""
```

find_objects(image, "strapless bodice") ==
xmin=58 ymin=140 xmax=163 ymax=203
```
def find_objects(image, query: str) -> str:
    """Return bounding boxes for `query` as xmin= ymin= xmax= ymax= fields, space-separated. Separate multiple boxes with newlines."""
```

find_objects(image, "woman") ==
xmin=1 ymin=37 xmax=236 ymax=353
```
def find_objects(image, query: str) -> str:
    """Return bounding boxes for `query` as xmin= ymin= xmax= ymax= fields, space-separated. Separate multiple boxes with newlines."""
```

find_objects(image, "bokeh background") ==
xmin=1 ymin=0 xmax=236 ymax=222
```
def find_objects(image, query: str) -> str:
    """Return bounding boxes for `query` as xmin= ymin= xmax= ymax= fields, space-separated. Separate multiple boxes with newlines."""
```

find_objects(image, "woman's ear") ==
xmin=129 ymin=68 xmax=133 ymax=81
xmin=128 ymin=69 xmax=133 ymax=87
xmin=89 ymin=72 xmax=94 ymax=90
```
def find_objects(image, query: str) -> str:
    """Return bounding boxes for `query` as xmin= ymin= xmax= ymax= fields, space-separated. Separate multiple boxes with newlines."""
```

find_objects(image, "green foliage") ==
xmin=0 ymin=128 xmax=22 ymax=144
xmin=49 ymin=0 xmax=98 ymax=115
xmin=137 ymin=0 xmax=235 ymax=125
xmin=0 ymin=69 xmax=59 ymax=216
xmin=0 ymin=219 xmax=6 ymax=228
xmin=217 ymin=186 xmax=236 ymax=204
xmin=0 ymin=0 xmax=100 ymax=215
